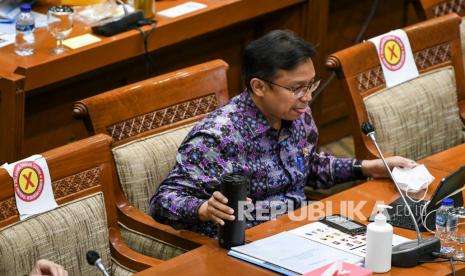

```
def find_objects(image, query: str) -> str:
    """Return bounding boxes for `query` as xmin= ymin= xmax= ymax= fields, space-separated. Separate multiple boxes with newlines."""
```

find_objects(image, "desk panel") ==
xmin=0 ymin=0 xmax=325 ymax=163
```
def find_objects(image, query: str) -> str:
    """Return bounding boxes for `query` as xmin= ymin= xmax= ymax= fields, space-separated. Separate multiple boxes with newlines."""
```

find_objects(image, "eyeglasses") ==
xmin=259 ymin=77 xmax=321 ymax=98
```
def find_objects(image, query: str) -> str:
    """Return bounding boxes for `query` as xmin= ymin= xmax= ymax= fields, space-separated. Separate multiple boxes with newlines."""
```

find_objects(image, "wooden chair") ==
xmin=326 ymin=14 xmax=465 ymax=160
xmin=418 ymin=0 xmax=465 ymax=18
xmin=416 ymin=0 xmax=465 ymax=69
xmin=0 ymin=134 xmax=166 ymax=275
xmin=73 ymin=60 xmax=229 ymax=258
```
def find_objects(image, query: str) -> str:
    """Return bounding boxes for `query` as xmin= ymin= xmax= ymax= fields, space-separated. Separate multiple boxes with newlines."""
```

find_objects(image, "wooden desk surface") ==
xmin=136 ymin=146 xmax=465 ymax=275
xmin=421 ymin=143 xmax=465 ymax=173
xmin=0 ymin=0 xmax=305 ymax=91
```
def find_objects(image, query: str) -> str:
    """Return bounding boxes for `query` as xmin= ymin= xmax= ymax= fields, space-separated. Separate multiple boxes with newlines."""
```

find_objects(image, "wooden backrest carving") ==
xmin=420 ymin=0 xmax=465 ymax=18
xmin=0 ymin=134 xmax=116 ymax=228
xmin=74 ymin=59 xmax=230 ymax=146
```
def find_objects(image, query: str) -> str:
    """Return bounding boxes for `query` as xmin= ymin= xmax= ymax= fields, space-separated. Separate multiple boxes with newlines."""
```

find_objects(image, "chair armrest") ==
xmin=115 ymin=195 xmax=214 ymax=250
xmin=72 ymin=102 xmax=89 ymax=119
xmin=109 ymin=227 xmax=163 ymax=272
xmin=73 ymin=102 xmax=95 ymax=136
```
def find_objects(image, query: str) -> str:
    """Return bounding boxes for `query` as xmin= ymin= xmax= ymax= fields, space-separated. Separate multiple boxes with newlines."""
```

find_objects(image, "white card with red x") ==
xmin=1 ymin=155 xmax=57 ymax=220
xmin=368 ymin=29 xmax=419 ymax=88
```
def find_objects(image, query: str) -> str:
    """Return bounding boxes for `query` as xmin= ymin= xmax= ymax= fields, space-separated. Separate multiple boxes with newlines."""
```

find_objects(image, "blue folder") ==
xmin=0 ymin=0 xmax=37 ymax=23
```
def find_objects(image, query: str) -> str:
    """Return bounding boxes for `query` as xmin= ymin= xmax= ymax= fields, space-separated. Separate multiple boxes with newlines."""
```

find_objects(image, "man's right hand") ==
xmin=29 ymin=259 xmax=68 ymax=276
xmin=198 ymin=191 xmax=235 ymax=225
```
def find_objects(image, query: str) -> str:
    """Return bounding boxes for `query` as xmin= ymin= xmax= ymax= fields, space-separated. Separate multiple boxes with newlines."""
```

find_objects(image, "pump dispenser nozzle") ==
xmin=375 ymin=204 xmax=392 ymax=224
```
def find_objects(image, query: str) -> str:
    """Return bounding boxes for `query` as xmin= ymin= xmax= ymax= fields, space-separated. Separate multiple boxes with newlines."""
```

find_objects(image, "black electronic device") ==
xmin=368 ymin=165 xmax=465 ymax=231
xmin=91 ymin=10 xmax=146 ymax=36
xmin=320 ymin=214 xmax=367 ymax=235
xmin=218 ymin=173 xmax=249 ymax=249
xmin=390 ymin=165 xmax=465 ymax=230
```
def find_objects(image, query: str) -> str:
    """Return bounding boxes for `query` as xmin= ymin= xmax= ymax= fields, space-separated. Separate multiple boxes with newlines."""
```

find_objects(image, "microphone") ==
xmin=86 ymin=250 xmax=110 ymax=276
xmin=361 ymin=122 xmax=440 ymax=267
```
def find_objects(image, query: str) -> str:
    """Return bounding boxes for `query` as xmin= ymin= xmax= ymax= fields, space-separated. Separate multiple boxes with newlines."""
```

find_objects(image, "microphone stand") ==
xmin=364 ymin=130 xmax=422 ymax=243
xmin=361 ymin=122 xmax=440 ymax=267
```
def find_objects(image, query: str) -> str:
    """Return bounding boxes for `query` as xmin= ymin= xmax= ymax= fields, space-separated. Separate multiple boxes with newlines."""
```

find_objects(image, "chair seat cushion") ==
xmin=112 ymin=123 xmax=195 ymax=213
xmin=364 ymin=66 xmax=465 ymax=160
xmin=0 ymin=193 xmax=111 ymax=276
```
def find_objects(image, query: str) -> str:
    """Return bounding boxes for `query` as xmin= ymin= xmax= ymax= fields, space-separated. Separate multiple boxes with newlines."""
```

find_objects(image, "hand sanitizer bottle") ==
xmin=366 ymin=204 xmax=393 ymax=273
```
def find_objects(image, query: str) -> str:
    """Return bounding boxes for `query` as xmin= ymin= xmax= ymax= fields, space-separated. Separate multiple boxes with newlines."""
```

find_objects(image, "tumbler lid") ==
xmin=220 ymin=173 xmax=249 ymax=185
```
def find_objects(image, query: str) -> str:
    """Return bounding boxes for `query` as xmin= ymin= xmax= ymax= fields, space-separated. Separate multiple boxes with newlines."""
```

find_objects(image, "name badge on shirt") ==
xmin=296 ymin=155 xmax=305 ymax=173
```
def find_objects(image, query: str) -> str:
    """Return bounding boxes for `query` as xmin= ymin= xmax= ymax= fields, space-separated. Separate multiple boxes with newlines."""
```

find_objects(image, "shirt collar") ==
xmin=238 ymin=90 xmax=294 ymax=138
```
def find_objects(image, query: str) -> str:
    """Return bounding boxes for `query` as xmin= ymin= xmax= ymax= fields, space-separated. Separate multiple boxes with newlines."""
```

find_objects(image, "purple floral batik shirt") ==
xmin=150 ymin=90 xmax=359 ymax=237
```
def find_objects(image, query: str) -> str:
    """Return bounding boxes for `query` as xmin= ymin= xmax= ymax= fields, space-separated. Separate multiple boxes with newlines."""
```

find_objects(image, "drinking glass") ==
xmin=448 ymin=207 xmax=465 ymax=259
xmin=47 ymin=6 xmax=74 ymax=55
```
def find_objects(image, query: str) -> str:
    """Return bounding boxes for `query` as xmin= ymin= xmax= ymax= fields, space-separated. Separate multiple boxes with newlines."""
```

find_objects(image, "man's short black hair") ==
xmin=241 ymin=30 xmax=317 ymax=91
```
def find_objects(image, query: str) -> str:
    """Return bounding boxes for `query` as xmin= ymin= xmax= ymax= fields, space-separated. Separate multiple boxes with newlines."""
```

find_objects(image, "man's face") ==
xmin=255 ymin=59 xmax=316 ymax=125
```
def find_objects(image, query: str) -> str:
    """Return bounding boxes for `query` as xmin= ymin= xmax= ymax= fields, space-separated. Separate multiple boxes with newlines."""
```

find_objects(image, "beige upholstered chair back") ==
xmin=363 ymin=66 xmax=464 ymax=160
xmin=0 ymin=135 xmax=163 ymax=275
xmin=112 ymin=123 xmax=195 ymax=213
xmin=0 ymin=193 xmax=114 ymax=276
xmin=326 ymin=14 xmax=465 ymax=160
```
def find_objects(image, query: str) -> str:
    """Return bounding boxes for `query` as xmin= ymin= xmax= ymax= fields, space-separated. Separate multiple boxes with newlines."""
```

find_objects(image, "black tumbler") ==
xmin=218 ymin=173 xmax=249 ymax=249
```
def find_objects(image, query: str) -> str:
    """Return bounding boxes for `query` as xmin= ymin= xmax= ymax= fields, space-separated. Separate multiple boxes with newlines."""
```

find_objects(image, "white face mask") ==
xmin=392 ymin=164 xmax=435 ymax=193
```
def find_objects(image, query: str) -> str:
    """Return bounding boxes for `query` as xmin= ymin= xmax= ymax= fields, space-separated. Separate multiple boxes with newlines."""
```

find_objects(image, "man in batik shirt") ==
xmin=150 ymin=30 xmax=416 ymax=237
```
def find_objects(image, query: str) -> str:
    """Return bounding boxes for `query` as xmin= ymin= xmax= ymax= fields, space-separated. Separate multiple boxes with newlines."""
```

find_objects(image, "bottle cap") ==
xmin=374 ymin=204 xmax=392 ymax=225
xmin=20 ymin=4 xmax=31 ymax=12
xmin=442 ymin=198 xmax=454 ymax=207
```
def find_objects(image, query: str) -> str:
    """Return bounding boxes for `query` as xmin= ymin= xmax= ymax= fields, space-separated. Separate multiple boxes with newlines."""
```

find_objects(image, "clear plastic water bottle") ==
xmin=15 ymin=4 xmax=35 ymax=56
xmin=435 ymin=198 xmax=454 ymax=256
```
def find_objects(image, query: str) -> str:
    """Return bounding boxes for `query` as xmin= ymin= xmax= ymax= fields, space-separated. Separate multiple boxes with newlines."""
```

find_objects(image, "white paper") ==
xmin=368 ymin=29 xmax=419 ymax=88
xmin=63 ymin=33 xmax=101 ymax=49
xmin=0 ymin=32 xmax=14 ymax=47
xmin=321 ymin=261 xmax=339 ymax=276
xmin=1 ymin=154 xmax=58 ymax=220
xmin=75 ymin=3 xmax=134 ymax=25
xmin=34 ymin=11 xmax=56 ymax=28
xmin=230 ymin=231 xmax=363 ymax=274
xmin=228 ymin=250 xmax=298 ymax=275
xmin=289 ymin=222 xmax=411 ymax=257
xmin=158 ymin=1 xmax=207 ymax=18
xmin=392 ymin=164 xmax=434 ymax=192
xmin=0 ymin=0 xmax=37 ymax=23
xmin=392 ymin=233 xmax=411 ymax=245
